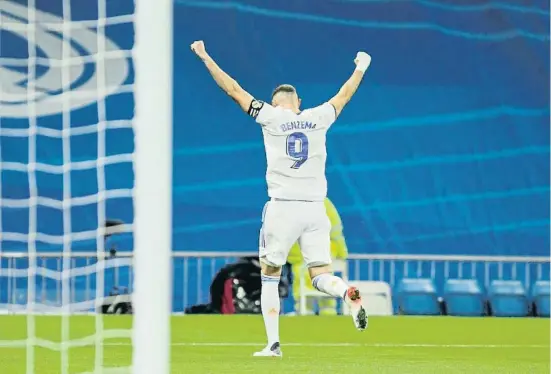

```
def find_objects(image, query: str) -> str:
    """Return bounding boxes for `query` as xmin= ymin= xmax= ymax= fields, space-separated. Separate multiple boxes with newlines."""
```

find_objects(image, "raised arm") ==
xmin=190 ymin=40 xmax=253 ymax=113
xmin=329 ymin=52 xmax=372 ymax=118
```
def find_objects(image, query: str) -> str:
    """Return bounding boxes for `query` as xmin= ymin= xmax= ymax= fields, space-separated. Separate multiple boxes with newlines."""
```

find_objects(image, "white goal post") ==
xmin=0 ymin=0 xmax=173 ymax=372
xmin=133 ymin=0 xmax=173 ymax=373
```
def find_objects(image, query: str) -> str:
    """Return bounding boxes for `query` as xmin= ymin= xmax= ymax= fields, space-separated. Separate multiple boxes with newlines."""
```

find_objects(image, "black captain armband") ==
xmin=248 ymin=99 xmax=264 ymax=118
xmin=329 ymin=102 xmax=337 ymax=119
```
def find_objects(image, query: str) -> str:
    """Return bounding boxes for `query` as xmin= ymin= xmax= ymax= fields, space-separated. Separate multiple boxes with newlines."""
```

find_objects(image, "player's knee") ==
xmin=260 ymin=248 xmax=286 ymax=269
xmin=308 ymin=264 xmax=332 ymax=280
xmin=260 ymin=261 xmax=282 ymax=277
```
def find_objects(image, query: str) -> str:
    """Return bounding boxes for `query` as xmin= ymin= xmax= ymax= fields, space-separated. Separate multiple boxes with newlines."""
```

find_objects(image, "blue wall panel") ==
xmin=1 ymin=0 xmax=549 ymax=264
xmin=173 ymin=0 xmax=550 ymax=256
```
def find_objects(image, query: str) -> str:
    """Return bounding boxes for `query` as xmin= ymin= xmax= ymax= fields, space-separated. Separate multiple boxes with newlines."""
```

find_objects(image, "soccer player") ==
xmin=191 ymin=40 xmax=371 ymax=357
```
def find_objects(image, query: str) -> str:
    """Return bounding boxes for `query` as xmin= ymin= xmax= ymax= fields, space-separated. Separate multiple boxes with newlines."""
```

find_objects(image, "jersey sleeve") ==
xmin=311 ymin=102 xmax=337 ymax=129
xmin=247 ymin=99 xmax=278 ymax=127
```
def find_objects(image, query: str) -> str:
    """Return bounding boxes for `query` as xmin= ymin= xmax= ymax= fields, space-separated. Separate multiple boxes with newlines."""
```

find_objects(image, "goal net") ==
xmin=0 ymin=0 xmax=172 ymax=373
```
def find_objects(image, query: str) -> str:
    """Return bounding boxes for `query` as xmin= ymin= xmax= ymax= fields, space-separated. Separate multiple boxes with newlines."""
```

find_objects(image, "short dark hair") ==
xmin=271 ymin=84 xmax=297 ymax=99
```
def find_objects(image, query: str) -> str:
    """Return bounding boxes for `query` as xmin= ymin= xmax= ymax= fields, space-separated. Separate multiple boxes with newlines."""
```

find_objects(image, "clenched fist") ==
xmin=354 ymin=51 xmax=371 ymax=73
xmin=190 ymin=40 xmax=208 ymax=60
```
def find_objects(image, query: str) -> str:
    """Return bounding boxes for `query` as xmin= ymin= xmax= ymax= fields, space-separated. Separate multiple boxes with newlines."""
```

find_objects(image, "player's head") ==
xmin=271 ymin=84 xmax=301 ymax=111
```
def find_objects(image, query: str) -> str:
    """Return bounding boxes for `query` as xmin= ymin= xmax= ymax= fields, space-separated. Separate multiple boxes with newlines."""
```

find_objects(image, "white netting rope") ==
xmin=0 ymin=1 xmax=136 ymax=373
xmin=26 ymin=2 xmax=38 ymax=373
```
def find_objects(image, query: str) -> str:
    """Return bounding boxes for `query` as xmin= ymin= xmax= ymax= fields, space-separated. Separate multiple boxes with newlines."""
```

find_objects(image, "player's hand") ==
xmin=354 ymin=51 xmax=371 ymax=73
xmin=190 ymin=40 xmax=209 ymax=60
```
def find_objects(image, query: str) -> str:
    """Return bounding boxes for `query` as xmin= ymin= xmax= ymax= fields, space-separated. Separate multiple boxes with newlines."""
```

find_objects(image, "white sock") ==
xmin=261 ymin=274 xmax=280 ymax=346
xmin=312 ymin=273 xmax=349 ymax=300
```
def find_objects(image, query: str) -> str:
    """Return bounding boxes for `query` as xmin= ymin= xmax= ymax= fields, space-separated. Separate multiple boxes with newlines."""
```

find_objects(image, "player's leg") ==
xmin=254 ymin=261 xmax=283 ymax=357
xmin=254 ymin=201 xmax=300 ymax=357
xmin=300 ymin=202 xmax=368 ymax=330
xmin=309 ymin=264 xmax=367 ymax=330
xmin=299 ymin=202 xmax=348 ymax=299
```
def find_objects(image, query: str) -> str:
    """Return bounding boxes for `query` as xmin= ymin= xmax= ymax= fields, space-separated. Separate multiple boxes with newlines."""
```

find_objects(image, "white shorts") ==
xmin=258 ymin=199 xmax=331 ymax=268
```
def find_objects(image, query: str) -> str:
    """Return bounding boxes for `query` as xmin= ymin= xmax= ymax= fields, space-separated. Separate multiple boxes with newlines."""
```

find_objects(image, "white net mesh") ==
xmin=0 ymin=0 xmax=140 ymax=372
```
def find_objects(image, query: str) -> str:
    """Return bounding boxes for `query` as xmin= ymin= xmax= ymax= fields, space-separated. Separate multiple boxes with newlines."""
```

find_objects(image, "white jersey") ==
xmin=249 ymin=100 xmax=337 ymax=201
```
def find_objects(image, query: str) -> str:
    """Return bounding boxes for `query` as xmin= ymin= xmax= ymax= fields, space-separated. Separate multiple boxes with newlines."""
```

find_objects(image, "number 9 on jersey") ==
xmin=286 ymin=132 xmax=309 ymax=169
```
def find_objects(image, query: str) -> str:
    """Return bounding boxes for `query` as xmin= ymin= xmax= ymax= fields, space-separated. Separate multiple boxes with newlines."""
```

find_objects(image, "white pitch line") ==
xmin=0 ymin=341 xmax=548 ymax=349
xmin=103 ymin=342 xmax=549 ymax=349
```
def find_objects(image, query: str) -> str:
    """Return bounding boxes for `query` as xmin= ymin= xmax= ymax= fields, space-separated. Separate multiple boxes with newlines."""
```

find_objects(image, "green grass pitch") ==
xmin=0 ymin=315 xmax=549 ymax=373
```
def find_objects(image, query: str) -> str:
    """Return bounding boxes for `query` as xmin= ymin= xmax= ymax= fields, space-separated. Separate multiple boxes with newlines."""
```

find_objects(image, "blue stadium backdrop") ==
xmin=0 ymin=0 xmax=549 ymax=312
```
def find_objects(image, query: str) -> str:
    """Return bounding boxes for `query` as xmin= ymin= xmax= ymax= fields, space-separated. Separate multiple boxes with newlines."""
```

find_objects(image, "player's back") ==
xmin=250 ymin=101 xmax=337 ymax=201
